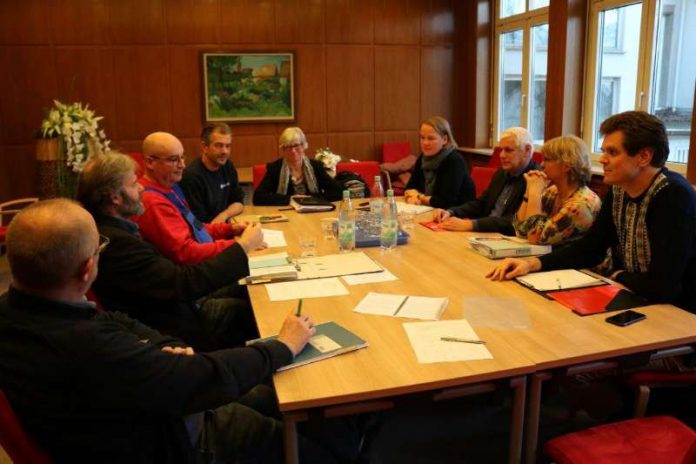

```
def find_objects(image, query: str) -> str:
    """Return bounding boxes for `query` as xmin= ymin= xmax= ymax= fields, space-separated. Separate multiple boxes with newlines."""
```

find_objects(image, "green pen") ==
xmin=296 ymin=298 xmax=303 ymax=317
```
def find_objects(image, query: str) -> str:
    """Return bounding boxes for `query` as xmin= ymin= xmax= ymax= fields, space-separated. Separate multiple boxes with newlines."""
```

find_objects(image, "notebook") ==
xmin=247 ymin=321 xmax=367 ymax=371
xmin=289 ymin=196 xmax=335 ymax=213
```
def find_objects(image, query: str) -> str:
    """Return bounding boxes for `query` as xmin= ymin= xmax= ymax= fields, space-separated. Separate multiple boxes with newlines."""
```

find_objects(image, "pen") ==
xmin=296 ymin=298 xmax=303 ymax=317
xmin=440 ymin=337 xmax=486 ymax=344
xmin=393 ymin=296 xmax=409 ymax=316
xmin=278 ymin=207 xmax=294 ymax=211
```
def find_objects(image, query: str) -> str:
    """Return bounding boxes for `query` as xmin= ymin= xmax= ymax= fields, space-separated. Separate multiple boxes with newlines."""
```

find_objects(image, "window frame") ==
xmin=583 ymin=0 xmax=691 ymax=175
xmin=492 ymin=3 xmax=549 ymax=145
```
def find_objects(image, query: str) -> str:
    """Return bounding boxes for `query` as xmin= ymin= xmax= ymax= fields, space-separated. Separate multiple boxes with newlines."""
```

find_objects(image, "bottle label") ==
xmin=380 ymin=219 xmax=398 ymax=244
xmin=339 ymin=220 xmax=355 ymax=250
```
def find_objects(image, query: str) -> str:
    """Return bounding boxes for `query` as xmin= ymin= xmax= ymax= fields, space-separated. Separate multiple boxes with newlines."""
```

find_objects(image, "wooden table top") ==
xmin=243 ymin=204 xmax=696 ymax=412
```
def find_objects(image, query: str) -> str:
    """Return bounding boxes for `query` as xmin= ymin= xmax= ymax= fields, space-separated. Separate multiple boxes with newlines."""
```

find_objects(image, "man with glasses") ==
xmin=180 ymin=123 xmax=246 ymax=223
xmin=0 ymin=198 xmax=335 ymax=463
xmin=134 ymin=131 xmax=265 ymax=265
xmin=432 ymin=126 xmax=539 ymax=235
xmin=78 ymin=151 xmax=263 ymax=350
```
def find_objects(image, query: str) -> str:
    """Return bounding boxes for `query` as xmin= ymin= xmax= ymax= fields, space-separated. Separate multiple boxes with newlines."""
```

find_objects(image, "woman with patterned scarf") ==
xmin=404 ymin=116 xmax=475 ymax=209
xmin=253 ymin=127 xmax=342 ymax=205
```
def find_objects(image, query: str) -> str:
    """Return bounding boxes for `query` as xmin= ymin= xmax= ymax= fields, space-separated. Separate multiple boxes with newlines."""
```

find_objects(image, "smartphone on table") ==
xmin=606 ymin=310 xmax=646 ymax=327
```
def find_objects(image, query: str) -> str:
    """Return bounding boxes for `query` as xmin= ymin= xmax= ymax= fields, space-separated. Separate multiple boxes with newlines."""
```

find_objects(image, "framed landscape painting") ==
xmin=203 ymin=52 xmax=295 ymax=123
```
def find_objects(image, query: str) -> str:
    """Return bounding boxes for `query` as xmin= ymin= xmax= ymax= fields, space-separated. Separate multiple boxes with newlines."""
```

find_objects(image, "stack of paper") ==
xmin=353 ymin=292 xmax=448 ymax=320
xmin=261 ymin=228 xmax=287 ymax=248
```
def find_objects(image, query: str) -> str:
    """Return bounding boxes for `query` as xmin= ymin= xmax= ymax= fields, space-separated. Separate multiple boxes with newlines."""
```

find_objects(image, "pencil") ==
xmin=296 ymin=298 xmax=303 ymax=317
xmin=440 ymin=337 xmax=486 ymax=344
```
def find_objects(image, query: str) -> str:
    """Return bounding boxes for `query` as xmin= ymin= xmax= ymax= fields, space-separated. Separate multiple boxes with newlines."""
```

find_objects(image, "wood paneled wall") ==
xmin=0 ymin=0 xmax=458 ymax=202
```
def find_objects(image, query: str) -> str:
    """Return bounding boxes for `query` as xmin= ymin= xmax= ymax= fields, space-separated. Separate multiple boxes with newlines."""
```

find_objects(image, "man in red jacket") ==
xmin=133 ymin=131 xmax=266 ymax=264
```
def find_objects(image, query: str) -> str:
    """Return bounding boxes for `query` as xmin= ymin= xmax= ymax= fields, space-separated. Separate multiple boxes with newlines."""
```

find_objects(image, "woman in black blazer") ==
xmin=404 ymin=116 xmax=475 ymax=209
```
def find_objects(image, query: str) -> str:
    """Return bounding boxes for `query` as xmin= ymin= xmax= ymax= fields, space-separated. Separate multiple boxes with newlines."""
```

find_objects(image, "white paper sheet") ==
xmin=341 ymin=269 xmax=398 ymax=285
xmin=396 ymin=202 xmax=434 ymax=215
xmin=265 ymin=277 xmax=349 ymax=301
xmin=403 ymin=319 xmax=492 ymax=364
xmin=353 ymin=292 xmax=448 ymax=320
xmin=261 ymin=229 xmax=287 ymax=248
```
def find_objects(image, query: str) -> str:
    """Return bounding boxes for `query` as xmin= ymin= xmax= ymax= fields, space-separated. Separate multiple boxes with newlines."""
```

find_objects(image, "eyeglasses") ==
xmin=282 ymin=143 xmax=304 ymax=151
xmin=148 ymin=155 xmax=185 ymax=165
xmin=95 ymin=234 xmax=110 ymax=255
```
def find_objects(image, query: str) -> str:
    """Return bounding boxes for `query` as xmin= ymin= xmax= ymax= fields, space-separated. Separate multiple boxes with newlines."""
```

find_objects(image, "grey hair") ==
xmin=279 ymin=127 xmax=308 ymax=149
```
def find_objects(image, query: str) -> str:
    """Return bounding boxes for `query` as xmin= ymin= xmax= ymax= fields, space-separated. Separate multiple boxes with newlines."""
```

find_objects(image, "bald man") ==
xmin=0 ymin=199 xmax=326 ymax=463
xmin=133 ymin=132 xmax=264 ymax=264
xmin=78 ymin=151 xmax=262 ymax=350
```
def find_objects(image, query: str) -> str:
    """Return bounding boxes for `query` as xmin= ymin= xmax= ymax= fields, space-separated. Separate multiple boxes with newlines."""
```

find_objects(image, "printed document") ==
xmin=403 ymin=319 xmax=492 ymax=363
xmin=353 ymin=292 xmax=448 ymax=320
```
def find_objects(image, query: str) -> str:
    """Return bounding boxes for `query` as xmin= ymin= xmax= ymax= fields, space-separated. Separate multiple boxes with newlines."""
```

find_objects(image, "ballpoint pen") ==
xmin=440 ymin=337 xmax=486 ymax=344
xmin=296 ymin=299 xmax=303 ymax=317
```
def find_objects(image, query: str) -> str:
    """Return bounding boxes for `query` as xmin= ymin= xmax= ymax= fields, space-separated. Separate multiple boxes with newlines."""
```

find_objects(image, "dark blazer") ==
xmin=0 ymin=286 xmax=291 ymax=463
xmin=405 ymin=150 xmax=476 ymax=209
xmin=449 ymin=161 xmax=540 ymax=235
xmin=253 ymin=158 xmax=343 ymax=205
xmin=92 ymin=215 xmax=250 ymax=351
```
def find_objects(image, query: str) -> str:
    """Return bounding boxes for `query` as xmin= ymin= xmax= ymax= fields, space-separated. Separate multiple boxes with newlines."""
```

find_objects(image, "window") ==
xmin=584 ymin=0 xmax=695 ymax=169
xmin=493 ymin=2 xmax=549 ymax=145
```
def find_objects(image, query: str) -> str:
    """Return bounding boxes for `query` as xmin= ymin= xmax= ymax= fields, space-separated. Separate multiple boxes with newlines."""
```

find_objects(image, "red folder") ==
xmin=419 ymin=221 xmax=444 ymax=232
xmin=546 ymin=285 xmax=622 ymax=316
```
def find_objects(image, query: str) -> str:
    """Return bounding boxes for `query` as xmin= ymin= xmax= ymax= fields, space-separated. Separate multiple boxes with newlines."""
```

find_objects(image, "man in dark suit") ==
xmin=433 ymin=127 xmax=539 ymax=235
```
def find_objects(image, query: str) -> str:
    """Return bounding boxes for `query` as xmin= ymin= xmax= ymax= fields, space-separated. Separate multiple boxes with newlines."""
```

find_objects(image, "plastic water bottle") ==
xmin=338 ymin=190 xmax=355 ymax=253
xmin=370 ymin=175 xmax=385 ymax=228
xmin=380 ymin=189 xmax=398 ymax=253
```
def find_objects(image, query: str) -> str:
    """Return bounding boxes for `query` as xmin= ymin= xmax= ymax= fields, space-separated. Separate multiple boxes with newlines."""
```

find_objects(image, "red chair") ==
xmin=545 ymin=415 xmax=695 ymax=464
xmin=0 ymin=198 xmax=39 ymax=255
xmin=545 ymin=370 xmax=696 ymax=464
xmin=252 ymin=164 xmax=267 ymax=190
xmin=127 ymin=151 xmax=146 ymax=178
xmin=381 ymin=142 xmax=411 ymax=164
xmin=0 ymin=390 xmax=52 ymax=464
xmin=470 ymin=166 xmax=496 ymax=198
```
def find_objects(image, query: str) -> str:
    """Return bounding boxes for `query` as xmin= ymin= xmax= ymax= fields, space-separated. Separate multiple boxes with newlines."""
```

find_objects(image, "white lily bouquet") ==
xmin=40 ymin=100 xmax=110 ymax=173
xmin=315 ymin=147 xmax=341 ymax=178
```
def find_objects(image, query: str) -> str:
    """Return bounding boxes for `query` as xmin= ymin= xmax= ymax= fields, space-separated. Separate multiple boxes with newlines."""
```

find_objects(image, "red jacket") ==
xmin=133 ymin=177 xmax=237 ymax=264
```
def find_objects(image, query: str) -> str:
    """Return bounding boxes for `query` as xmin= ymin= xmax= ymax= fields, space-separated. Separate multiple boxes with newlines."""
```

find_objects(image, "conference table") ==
xmin=243 ymin=203 xmax=696 ymax=464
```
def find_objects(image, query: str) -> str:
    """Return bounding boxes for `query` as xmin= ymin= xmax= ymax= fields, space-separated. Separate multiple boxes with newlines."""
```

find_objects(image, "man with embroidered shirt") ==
xmin=432 ymin=126 xmax=540 ymax=235
xmin=180 ymin=123 xmax=245 ymax=223
xmin=133 ymin=131 xmax=265 ymax=265
xmin=488 ymin=111 xmax=696 ymax=313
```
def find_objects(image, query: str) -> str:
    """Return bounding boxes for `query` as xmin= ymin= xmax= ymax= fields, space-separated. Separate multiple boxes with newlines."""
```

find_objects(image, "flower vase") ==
xmin=35 ymin=138 xmax=80 ymax=199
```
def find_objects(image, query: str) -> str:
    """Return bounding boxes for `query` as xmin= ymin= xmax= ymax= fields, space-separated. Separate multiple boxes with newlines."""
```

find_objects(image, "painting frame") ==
xmin=202 ymin=52 xmax=295 ymax=123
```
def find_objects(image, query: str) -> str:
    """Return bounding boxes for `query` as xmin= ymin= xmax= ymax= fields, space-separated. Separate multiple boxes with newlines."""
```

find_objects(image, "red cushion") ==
xmin=0 ymin=390 xmax=52 ymax=464
xmin=0 ymin=226 xmax=6 ymax=242
xmin=545 ymin=416 xmax=696 ymax=464
xmin=128 ymin=151 xmax=146 ymax=178
xmin=628 ymin=371 xmax=696 ymax=386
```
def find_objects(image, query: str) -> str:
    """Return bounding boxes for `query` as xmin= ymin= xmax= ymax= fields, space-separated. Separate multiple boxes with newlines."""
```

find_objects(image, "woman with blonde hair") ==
xmin=253 ymin=127 xmax=342 ymax=205
xmin=514 ymin=135 xmax=601 ymax=245
xmin=404 ymin=116 xmax=475 ymax=209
